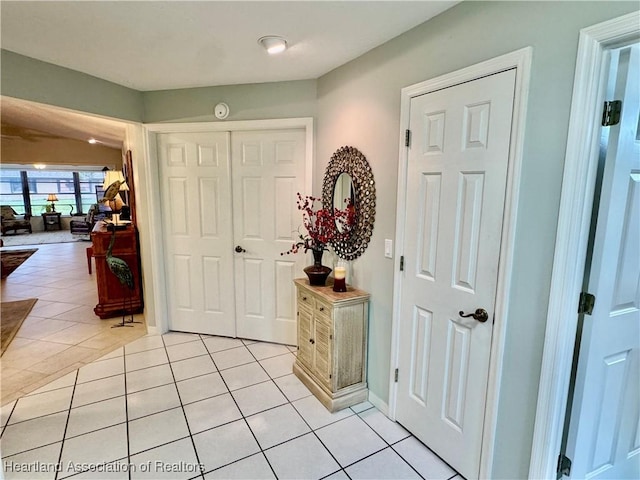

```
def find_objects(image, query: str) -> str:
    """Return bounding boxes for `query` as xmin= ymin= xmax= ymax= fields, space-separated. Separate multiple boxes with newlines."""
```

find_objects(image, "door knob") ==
xmin=459 ymin=308 xmax=489 ymax=323
xmin=235 ymin=245 xmax=246 ymax=253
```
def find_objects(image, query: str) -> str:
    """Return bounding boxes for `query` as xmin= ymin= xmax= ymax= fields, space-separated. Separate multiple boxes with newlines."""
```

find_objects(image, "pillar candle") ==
xmin=334 ymin=266 xmax=346 ymax=280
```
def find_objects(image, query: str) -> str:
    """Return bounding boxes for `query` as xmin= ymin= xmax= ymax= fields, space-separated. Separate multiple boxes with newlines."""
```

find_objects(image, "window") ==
xmin=27 ymin=169 xmax=75 ymax=214
xmin=78 ymin=171 xmax=107 ymax=213
xmin=0 ymin=167 xmax=109 ymax=215
xmin=0 ymin=170 xmax=26 ymax=213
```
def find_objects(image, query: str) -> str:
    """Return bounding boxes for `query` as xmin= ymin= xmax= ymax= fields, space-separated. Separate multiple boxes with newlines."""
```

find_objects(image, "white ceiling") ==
xmin=1 ymin=1 xmax=458 ymax=91
xmin=0 ymin=1 xmax=458 ymax=148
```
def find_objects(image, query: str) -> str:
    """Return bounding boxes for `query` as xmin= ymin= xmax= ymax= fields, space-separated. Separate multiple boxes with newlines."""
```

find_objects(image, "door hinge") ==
xmin=405 ymin=129 xmax=411 ymax=147
xmin=394 ymin=368 xmax=399 ymax=382
xmin=602 ymin=100 xmax=622 ymax=126
xmin=557 ymin=453 xmax=571 ymax=477
xmin=400 ymin=256 xmax=404 ymax=272
xmin=578 ymin=292 xmax=596 ymax=315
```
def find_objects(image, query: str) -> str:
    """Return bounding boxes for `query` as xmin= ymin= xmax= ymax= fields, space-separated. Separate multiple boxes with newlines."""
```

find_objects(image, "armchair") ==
xmin=1 ymin=206 xmax=32 ymax=235
xmin=70 ymin=204 xmax=99 ymax=237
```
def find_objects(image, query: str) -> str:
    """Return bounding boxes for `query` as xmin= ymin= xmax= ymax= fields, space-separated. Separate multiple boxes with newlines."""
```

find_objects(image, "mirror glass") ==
xmin=322 ymin=146 xmax=376 ymax=260
xmin=333 ymin=173 xmax=354 ymax=234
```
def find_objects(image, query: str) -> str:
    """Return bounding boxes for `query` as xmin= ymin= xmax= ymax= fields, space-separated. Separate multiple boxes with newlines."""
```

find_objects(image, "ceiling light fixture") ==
xmin=88 ymin=138 xmax=99 ymax=144
xmin=258 ymin=36 xmax=287 ymax=55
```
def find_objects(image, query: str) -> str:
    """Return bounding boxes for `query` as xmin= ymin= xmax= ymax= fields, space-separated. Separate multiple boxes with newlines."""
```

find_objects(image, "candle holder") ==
xmin=333 ymin=261 xmax=347 ymax=292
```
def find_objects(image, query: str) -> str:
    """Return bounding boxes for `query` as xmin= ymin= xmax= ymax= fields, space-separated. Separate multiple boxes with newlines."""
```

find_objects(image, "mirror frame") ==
xmin=322 ymin=146 xmax=376 ymax=260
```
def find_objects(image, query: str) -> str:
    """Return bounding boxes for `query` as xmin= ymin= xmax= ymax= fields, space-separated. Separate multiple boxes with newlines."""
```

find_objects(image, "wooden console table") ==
xmin=91 ymin=226 xmax=143 ymax=319
xmin=293 ymin=278 xmax=369 ymax=412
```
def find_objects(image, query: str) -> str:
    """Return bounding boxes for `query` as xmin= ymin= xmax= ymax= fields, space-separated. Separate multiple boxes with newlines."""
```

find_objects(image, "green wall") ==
xmin=1 ymin=50 xmax=143 ymax=122
xmin=1 ymin=50 xmax=317 ymax=124
xmin=142 ymin=80 xmax=317 ymax=123
xmin=315 ymin=1 xmax=638 ymax=478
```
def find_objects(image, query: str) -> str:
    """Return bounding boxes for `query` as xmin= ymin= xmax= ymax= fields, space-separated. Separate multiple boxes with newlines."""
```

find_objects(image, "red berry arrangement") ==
xmin=282 ymin=193 xmax=354 ymax=255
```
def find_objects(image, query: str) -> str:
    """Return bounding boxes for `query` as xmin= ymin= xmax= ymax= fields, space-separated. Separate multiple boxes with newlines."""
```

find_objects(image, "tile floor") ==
xmin=1 ymin=241 xmax=147 ymax=405
xmin=1 ymin=332 xmax=462 ymax=480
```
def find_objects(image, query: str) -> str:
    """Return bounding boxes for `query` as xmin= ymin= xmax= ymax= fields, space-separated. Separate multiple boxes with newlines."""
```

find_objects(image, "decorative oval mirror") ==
xmin=322 ymin=146 xmax=376 ymax=260
xmin=333 ymin=173 xmax=354 ymax=234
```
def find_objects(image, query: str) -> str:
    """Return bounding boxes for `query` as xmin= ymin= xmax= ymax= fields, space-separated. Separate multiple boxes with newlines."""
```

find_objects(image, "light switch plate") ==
xmin=385 ymin=239 xmax=393 ymax=258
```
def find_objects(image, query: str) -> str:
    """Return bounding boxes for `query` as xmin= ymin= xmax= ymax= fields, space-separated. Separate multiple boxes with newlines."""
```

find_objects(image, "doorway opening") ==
xmin=529 ymin=11 xmax=640 ymax=480
xmin=560 ymin=42 xmax=639 ymax=480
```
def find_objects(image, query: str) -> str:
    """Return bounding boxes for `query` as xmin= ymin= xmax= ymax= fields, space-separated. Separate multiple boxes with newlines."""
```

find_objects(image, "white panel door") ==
xmin=396 ymin=70 xmax=516 ymax=480
xmin=156 ymin=131 xmax=236 ymax=336
xmin=232 ymin=130 xmax=307 ymax=345
xmin=566 ymin=44 xmax=640 ymax=480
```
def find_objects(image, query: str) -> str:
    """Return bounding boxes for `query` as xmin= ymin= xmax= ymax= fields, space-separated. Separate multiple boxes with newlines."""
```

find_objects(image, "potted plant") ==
xmin=282 ymin=193 xmax=354 ymax=286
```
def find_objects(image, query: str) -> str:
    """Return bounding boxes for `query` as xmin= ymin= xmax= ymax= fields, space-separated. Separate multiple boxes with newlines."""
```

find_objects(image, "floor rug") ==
xmin=1 ymin=231 xmax=86 ymax=247
xmin=1 ymin=298 xmax=37 ymax=355
xmin=1 ymin=248 xmax=38 ymax=279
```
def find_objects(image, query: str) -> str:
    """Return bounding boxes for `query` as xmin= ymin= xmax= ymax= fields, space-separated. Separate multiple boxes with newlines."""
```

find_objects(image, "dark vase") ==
xmin=304 ymin=248 xmax=332 ymax=286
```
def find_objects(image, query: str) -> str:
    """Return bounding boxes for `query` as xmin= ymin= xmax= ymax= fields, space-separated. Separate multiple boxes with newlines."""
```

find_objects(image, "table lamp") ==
xmin=103 ymin=170 xmax=129 ymax=214
xmin=46 ymin=194 xmax=59 ymax=212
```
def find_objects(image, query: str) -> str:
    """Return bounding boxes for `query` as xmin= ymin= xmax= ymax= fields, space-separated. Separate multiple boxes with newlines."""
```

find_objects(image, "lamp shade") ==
xmin=46 ymin=194 xmax=59 ymax=202
xmin=103 ymin=170 xmax=126 ymax=190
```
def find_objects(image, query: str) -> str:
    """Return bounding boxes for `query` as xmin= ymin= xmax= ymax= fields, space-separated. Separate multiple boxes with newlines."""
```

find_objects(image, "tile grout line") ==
xmin=246 ymin=339 xmax=392 ymax=478
xmin=351 ymin=409 xmax=427 ymax=479
xmin=53 ymin=369 xmax=79 ymax=480
xmin=295 ymin=403 xmax=378 ymax=476
xmin=0 ymin=400 xmax=19 ymax=438
xmin=199 ymin=335 xmax=442 ymax=478
xmin=161 ymin=334 xmax=206 ymax=479
xmin=57 ymin=362 xmax=131 ymax=479
xmin=387 ymin=441 xmax=428 ymax=480
xmin=389 ymin=435 xmax=460 ymax=480
xmin=243 ymin=340 xmax=348 ymax=479
xmin=199 ymin=333 xmax=279 ymax=479
xmin=122 ymin=343 xmax=133 ymax=480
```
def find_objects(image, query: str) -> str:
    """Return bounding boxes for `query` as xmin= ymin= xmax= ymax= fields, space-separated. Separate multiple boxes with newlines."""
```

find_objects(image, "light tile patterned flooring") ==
xmin=1 ymin=240 xmax=462 ymax=480
xmin=1 ymin=332 xmax=462 ymax=480
xmin=1 ymin=241 xmax=147 ymax=405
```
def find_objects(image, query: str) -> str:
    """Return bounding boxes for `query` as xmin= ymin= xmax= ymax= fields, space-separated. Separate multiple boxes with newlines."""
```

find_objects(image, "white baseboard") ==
xmin=144 ymin=325 xmax=160 ymax=336
xmin=368 ymin=390 xmax=389 ymax=416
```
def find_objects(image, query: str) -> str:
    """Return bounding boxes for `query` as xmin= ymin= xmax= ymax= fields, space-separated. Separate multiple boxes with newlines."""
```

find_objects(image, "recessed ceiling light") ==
xmin=258 ymin=36 xmax=287 ymax=55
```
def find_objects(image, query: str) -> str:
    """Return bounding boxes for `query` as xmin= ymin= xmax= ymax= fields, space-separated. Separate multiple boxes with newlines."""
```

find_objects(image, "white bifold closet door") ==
xmin=156 ymin=129 xmax=307 ymax=345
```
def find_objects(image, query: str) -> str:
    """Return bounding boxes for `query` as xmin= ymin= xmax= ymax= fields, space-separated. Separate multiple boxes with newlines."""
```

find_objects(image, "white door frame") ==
xmin=141 ymin=118 xmax=314 ymax=335
xmin=389 ymin=48 xmax=531 ymax=478
xmin=530 ymin=11 xmax=640 ymax=480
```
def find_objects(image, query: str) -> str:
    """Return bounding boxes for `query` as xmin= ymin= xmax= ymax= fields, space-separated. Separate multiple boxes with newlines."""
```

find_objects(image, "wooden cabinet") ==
xmin=293 ymin=278 xmax=369 ymax=412
xmin=91 ymin=226 xmax=143 ymax=319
